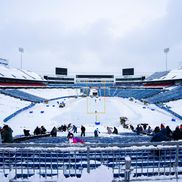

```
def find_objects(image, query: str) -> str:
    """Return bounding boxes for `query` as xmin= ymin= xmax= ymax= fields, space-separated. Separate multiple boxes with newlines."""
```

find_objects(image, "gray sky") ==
xmin=0 ymin=0 xmax=182 ymax=76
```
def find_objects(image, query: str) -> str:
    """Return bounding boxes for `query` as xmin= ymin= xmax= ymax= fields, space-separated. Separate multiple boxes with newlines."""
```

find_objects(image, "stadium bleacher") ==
xmin=98 ymin=88 xmax=162 ymax=100
xmin=0 ymin=89 xmax=45 ymax=103
xmin=145 ymin=71 xmax=170 ymax=81
xmin=146 ymin=86 xmax=182 ymax=103
xmin=0 ymin=141 xmax=182 ymax=181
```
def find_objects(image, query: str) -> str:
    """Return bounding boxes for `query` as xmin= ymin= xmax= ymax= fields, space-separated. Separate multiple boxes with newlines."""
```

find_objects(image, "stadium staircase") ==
xmin=0 ymin=89 xmax=46 ymax=103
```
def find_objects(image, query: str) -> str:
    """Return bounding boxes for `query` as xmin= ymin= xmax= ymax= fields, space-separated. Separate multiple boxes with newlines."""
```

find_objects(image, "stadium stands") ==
xmin=146 ymin=86 xmax=182 ymax=104
xmin=0 ymin=89 xmax=45 ymax=103
xmin=98 ymin=88 xmax=162 ymax=99
xmin=145 ymin=71 xmax=169 ymax=81
xmin=0 ymin=141 xmax=182 ymax=181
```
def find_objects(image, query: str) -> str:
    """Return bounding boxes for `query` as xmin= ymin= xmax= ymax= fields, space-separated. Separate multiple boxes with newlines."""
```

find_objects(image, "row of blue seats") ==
xmin=114 ymin=171 xmax=182 ymax=178
xmin=0 ymin=89 xmax=45 ymax=103
xmin=0 ymin=150 xmax=180 ymax=166
xmin=1 ymin=160 xmax=180 ymax=180
xmin=146 ymin=86 xmax=182 ymax=103
xmin=7 ymin=168 xmax=182 ymax=180
xmin=98 ymin=88 xmax=162 ymax=99
xmin=0 ymin=155 xmax=177 ymax=164
xmin=0 ymin=147 xmax=179 ymax=157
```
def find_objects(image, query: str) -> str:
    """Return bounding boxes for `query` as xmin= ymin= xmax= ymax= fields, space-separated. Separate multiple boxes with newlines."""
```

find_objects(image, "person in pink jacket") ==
xmin=67 ymin=132 xmax=84 ymax=144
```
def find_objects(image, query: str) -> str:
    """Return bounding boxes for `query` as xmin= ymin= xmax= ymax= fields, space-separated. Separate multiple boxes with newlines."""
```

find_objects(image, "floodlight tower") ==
xmin=164 ymin=48 xmax=169 ymax=71
xmin=19 ymin=47 xmax=24 ymax=69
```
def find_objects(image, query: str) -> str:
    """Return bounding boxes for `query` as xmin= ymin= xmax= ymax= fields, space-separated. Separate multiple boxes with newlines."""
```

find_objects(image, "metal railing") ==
xmin=0 ymin=141 xmax=182 ymax=181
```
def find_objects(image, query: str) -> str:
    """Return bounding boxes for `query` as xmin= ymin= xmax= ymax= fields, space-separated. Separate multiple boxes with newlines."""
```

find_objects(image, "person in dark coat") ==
xmin=136 ymin=125 xmax=143 ymax=135
xmin=67 ymin=132 xmax=74 ymax=140
xmin=172 ymin=127 xmax=182 ymax=140
xmin=72 ymin=125 xmax=77 ymax=133
xmin=153 ymin=126 xmax=160 ymax=134
xmin=113 ymin=127 xmax=118 ymax=134
xmin=40 ymin=126 xmax=47 ymax=134
xmin=23 ymin=129 xmax=30 ymax=136
xmin=166 ymin=126 xmax=173 ymax=140
xmin=130 ymin=125 xmax=134 ymax=131
xmin=142 ymin=123 xmax=148 ymax=130
xmin=1 ymin=125 xmax=13 ymax=143
xmin=62 ymin=125 xmax=67 ymax=132
xmin=147 ymin=126 xmax=152 ymax=135
xmin=180 ymin=125 xmax=182 ymax=135
xmin=151 ymin=128 xmax=170 ymax=142
xmin=94 ymin=128 xmax=100 ymax=137
xmin=81 ymin=125 xmax=86 ymax=137
xmin=50 ymin=127 xmax=57 ymax=137
xmin=34 ymin=126 xmax=41 ymax=135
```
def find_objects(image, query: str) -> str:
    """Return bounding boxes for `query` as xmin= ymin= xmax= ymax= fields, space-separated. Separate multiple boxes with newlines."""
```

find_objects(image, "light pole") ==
xmin=164 ymin=48 xmax=169 ymax=71
xmin=19 ymin=47 xmax=24 ymax=69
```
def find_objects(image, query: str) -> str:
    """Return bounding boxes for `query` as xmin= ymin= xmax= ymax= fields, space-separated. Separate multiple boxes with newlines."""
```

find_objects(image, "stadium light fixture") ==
xmin=164 ymin=48 xmax=169 ymax=71
xmin=19 ymin=47 xmax=24 ymax=69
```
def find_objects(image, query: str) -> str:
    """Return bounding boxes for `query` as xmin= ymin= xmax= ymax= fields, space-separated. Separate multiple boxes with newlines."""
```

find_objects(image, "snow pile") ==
xmin=21 ymin=88 xmax=81 ymax=99
xmin=27 ymin=165 xmax=113 ymax=182
xmin=5 ymin=97 xmax=181 ymax=136
xmin=166 ymin=99 xmax=182 ymax=116
xmin=0 ymin=65 xmax=44 ymax=81
xmin=146 ymin=67 xmax=182 ymax=81
xmin=0 ymin=93 xmax=30 ymax=122
xmin=162 ymin=67 xmax=182 ymax=80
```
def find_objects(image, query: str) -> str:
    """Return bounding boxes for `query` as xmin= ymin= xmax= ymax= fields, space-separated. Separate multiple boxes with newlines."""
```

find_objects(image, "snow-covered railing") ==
xmin=0 ymin=141 xmax=182 ymax=181
xmin=48 ymin=95 xmax=82 ymax=101
xmin=156 ymin=103 xmax=182 ymax=120
xmin=3 ymin=103 xmax=36 ymax=122
xmin=3 ymin=95 xmax=83 ymax=123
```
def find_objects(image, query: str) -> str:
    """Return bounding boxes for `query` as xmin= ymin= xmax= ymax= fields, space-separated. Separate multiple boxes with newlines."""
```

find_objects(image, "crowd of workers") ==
xmin=2 ymin=122 xmax=182 ymax=144
xmin=0 ymin=123 xmax=120 ymax=143
xmin=132 ymin=123 xmax=182 ymax=142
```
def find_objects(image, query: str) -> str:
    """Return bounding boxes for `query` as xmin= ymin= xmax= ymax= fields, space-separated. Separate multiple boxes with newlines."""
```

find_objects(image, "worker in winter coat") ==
xmin=51 ymin=127 xmax=57 ymax=137
xmin=151 ymin=128 xmax=170 ymax=142
xmin=94 ymin=128 xmax=100 ymax=137
xmin=81 ymin=125 xmax=86 ymax=137
xmin=1 ymin=125 xmax=13 ymax=143
xmin=113 ymin=127 xmax=118 ymax=134
xmin=172 ymin=127 xmax=182 ymax=140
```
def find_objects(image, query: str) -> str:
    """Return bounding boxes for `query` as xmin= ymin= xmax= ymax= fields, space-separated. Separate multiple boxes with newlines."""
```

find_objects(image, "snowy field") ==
xmin=0 ymin=93 xmax=30 ymax=122
xmin=166 ymin=99 xmax=182 ymax=115
xmin=0 ymin=92 xmax=182 ymax=182
xmin=3 ymin=96 xmax=181 ymax=136
xmin=21 ymin=88 xmax=81 ymax=99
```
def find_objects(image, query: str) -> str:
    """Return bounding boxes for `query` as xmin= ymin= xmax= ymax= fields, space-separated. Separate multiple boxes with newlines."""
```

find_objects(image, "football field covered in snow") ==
xmin=1 ymin=90 xmax=180 ymax=136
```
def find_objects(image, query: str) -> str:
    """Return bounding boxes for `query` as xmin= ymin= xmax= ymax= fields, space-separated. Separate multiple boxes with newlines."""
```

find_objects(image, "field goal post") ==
xmin=86 ymin=82 xmax=108 ymax=124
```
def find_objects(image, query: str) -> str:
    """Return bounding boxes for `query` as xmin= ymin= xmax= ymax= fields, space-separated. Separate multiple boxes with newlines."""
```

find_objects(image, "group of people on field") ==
xmin=33 ymin=125 xmax=57 ymax=137
xmin=0 ymin=123 xmax=120 ymax=144
xmin=151 ymin=124 xmax=182 ymax=142
xmin=131 ymin=123 xmax=182 ymax=142
xmin=133 ymin=124 xmax=152 ymax=135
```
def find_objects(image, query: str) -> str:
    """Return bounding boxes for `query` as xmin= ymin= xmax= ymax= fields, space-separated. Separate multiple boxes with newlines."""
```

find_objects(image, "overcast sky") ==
xmin=0 ymin=0 xmax=182 ymax=76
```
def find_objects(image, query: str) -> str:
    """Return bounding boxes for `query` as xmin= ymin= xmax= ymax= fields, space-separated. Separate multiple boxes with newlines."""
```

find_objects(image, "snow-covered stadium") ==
xmin=0 ymin=59 xmax=182 ymax=182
